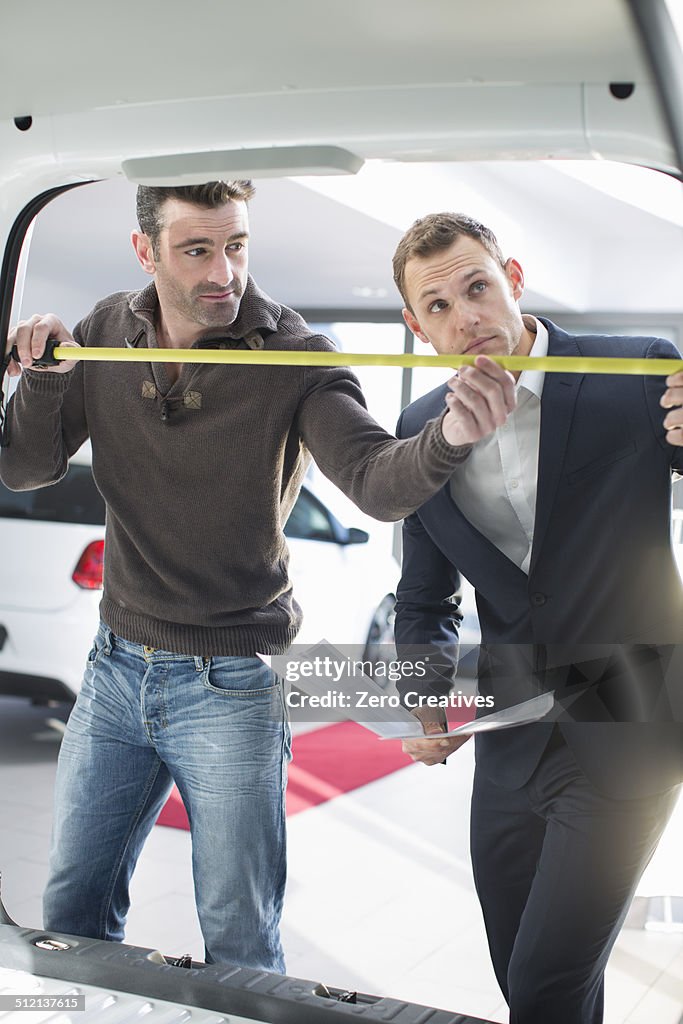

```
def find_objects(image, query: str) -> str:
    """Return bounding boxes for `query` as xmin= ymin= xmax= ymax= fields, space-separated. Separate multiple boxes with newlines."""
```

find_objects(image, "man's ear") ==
xmin=131 ymin=231 xmax=156 ymax=276
xmin=402 ymin=307 xmax=431 ymax=346
xmin=504 ymin=258 xmax=525 ymax=301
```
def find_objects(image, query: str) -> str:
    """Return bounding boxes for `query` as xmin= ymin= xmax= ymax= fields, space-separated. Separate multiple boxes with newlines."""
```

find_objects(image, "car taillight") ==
xmin=72 ymin=540 xmax=104 ymax=590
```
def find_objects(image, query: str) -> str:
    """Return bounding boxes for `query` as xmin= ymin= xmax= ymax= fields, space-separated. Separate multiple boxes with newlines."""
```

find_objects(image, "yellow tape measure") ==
xmin=49 ymin=346 xmax=683 ymax=376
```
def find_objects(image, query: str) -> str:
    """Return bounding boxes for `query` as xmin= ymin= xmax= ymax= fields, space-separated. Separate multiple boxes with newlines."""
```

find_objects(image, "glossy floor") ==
xmin=0 ymin=697 xmax=681 ymax=1024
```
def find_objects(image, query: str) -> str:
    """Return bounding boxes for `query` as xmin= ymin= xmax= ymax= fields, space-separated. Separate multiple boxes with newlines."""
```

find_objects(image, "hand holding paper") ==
xmin=401 ymin=704 xmax=472 ymax=766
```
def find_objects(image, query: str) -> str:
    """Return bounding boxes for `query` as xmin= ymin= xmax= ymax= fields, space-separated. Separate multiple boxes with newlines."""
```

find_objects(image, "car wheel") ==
xmin=362 ymin=594 xmax=396 ymax=687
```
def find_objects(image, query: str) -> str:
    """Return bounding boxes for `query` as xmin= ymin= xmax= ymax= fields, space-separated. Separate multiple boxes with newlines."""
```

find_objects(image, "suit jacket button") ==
xmin=531 ymin=592 xmax=547 ymax=607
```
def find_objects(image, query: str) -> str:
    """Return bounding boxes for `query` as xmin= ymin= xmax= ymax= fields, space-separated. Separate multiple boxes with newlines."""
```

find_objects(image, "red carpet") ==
xmin=285 ymin=721 xmax=414 ymax=816
xmin=157 ymin=721 xmax=412 ymax=828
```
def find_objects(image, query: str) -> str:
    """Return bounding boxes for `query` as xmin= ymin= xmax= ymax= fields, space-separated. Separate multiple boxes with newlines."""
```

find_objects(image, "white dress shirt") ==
xmin=449 ymin=317 xmax=547 ymax=575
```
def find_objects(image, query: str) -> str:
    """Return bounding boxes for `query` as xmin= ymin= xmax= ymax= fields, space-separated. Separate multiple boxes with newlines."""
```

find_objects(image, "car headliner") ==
xmin=0 ymin=0 xmax=675 ymax=186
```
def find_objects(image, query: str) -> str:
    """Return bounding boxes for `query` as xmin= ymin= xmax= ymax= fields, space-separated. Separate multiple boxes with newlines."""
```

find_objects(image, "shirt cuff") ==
xmin=20 ymin=368 xmax=75 ymax=394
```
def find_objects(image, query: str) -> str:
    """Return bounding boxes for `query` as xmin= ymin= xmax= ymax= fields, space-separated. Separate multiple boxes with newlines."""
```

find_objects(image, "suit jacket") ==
xmin=395 ymin=320 xmax=683 ymax=798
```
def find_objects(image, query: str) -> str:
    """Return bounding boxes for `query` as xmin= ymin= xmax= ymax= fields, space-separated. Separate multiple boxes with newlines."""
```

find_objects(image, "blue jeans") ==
xmin=44 ymin=624 xmax=291 ymax=972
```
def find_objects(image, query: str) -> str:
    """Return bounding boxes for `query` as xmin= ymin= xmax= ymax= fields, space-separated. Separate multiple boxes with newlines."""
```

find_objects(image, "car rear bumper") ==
xmin=0 ymin=602 xmax=97 ymax=701
xmin=0 ymin=671 xmax=75 ymax=704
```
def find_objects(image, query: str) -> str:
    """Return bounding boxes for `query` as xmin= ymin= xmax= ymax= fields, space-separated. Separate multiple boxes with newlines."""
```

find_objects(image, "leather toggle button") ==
xmin=244 ymin=329 xmax=264 ymax=350
xmin=183 ymin=390 xmax=202 ymax=410
xmin=531 ymin=592 xmax=547 ymax=607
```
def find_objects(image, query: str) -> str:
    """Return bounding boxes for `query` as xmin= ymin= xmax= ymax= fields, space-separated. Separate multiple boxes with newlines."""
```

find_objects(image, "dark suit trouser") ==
xmin=470 ymin=730 xmax=681 ymax=1024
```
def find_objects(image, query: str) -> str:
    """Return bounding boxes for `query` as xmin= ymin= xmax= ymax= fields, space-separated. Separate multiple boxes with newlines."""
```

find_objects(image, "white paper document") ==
xmin=380 ymin=690 xmax=556 ymax=740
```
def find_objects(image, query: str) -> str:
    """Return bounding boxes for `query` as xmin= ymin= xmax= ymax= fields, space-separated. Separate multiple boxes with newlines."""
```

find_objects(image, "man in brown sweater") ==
xmin=0 ymin=180 xmax=496 ymax=972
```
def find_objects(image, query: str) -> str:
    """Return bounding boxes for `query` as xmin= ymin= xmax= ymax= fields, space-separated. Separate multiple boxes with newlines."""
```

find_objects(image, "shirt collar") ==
xmin=517 ymin=315 xmax=547 ymax=399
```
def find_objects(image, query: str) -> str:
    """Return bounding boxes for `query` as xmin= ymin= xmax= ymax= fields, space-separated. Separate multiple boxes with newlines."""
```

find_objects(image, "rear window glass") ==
xmin=284 ymin=488 xmax=336 ymax=542
xmin=0 ymin=464 xmax=106 ymax=525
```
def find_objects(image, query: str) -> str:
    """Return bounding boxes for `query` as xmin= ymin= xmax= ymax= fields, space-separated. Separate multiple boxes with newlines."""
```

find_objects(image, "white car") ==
xmin=0 ymin=444 xmax=398 ymax=704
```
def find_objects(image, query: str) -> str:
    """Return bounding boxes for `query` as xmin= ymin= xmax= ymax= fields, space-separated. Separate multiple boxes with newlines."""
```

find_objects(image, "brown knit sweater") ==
xmin=0 ymin=278 xmax=467 ymax=656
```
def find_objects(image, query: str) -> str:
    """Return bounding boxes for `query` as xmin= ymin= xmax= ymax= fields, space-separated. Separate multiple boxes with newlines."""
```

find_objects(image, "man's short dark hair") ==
xmin=136 ymin=180 xmax=256 ymax=255
xmin=392 ymin=212 xmax=506 ymax=311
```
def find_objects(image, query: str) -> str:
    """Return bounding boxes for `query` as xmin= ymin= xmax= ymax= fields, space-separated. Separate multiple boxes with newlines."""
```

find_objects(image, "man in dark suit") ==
xmin=391 ymin=212 xmax=683 ymax=1024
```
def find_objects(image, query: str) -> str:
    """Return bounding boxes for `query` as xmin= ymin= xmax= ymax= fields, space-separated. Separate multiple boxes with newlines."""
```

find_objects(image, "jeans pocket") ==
xmin=202 ymin=656 xmax=279 ymax=698
xmin=86 ymin=633 xmax=103 ymax=666
xmin=85 ymin=625 xmax=112 ymax=669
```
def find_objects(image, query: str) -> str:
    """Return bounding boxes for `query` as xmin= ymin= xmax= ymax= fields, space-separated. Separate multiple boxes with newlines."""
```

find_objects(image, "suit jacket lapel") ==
xmin=422 ymin=483 xmax=526 ymax=589
xmin=402 ymin=383 xmax=521 ymax=584
xmin=530 ymin=325 xmax=583 ymax=570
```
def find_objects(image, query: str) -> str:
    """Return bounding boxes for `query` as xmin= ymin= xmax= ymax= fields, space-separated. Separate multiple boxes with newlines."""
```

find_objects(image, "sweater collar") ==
xmin=128 ymin=275 xmax=282 ymax=344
